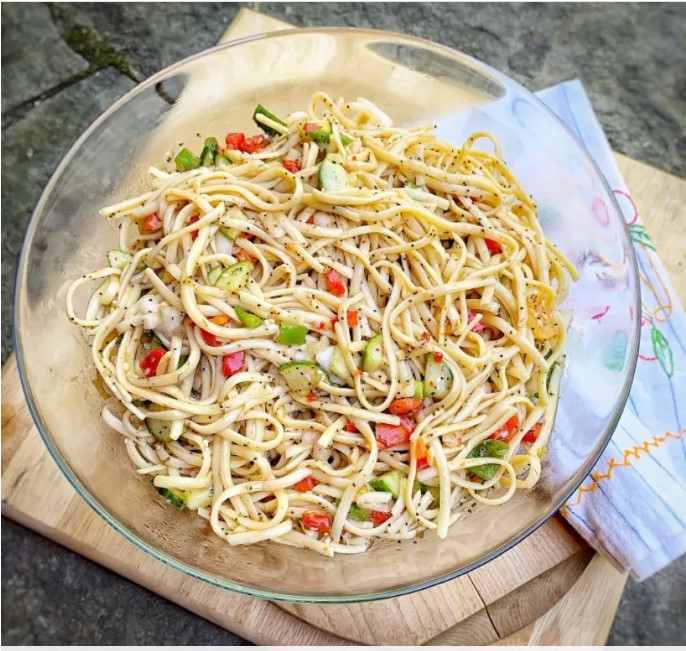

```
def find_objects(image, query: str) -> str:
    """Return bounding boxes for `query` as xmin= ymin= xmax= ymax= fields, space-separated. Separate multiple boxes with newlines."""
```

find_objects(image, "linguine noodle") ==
xmin=66 ymin=92 xmax=577 ymax=557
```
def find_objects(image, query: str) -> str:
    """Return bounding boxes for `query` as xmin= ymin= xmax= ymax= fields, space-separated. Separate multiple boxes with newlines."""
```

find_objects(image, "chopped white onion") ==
xmin=143 ymin=312 xmax=161 ymax=330
xmin=301 ymin=431 xmax=319 ymax=445
xmin=215 ymin=232 xmax=233 ymax=255
xmin=139 ymin=295 xmax=159 ymax=315
xmin=159 ymin=305 xmax=183 ymax=340
xmin=313 ymin=212 xmax=331 ymax=227
xmin=315 ymin=345 xmax=335 ymax=374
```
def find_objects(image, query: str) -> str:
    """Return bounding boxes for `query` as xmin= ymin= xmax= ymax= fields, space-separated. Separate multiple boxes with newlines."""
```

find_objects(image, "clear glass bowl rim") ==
xmin=14 ymin=26 xmax=641 ymax=603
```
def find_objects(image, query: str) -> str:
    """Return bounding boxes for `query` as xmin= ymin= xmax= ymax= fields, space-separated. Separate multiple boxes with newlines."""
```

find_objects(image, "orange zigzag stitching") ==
xmin=561 ymin=429 xmax=685 ymax=515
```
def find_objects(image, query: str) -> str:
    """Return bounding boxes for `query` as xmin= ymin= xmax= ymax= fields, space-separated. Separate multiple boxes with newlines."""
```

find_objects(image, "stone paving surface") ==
xmin=2 ymin=2 xmax=685 ymax=645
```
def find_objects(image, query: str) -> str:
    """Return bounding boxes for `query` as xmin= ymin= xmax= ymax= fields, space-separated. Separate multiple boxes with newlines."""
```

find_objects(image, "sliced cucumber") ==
xmin=199 ymin=137 xmax=219 ymax=167
xmin=207 ymin=266 xmax=223 ymax=286
xmin=214 ymin=261 xmax=253 ymax=293
xmin=369 ymin=470 xmax=402 ymax=499
xmin=330 ymin=345 xmax=354 ymax=385
xmin=253 ymin=104 xmax=286 ymax=136
xmin=107 ymin=249 xmax=132 ymax=270
xmin=234 ymin=306 xmax=264 ymax=329
xmin=275 ymin=322 xmax=307 ymax=345
xmin=175 ymin=148 xmax=200 ymax=172
xmin=278 ymin=361 xmax=327 ymax=394
xmin=362 ymin=334 xmax=383 ymax=373
xmin=185 ymin=487 xmax=213 ymax=510
xmin=318 ymin=157 xmax=349 ymax=191
xmin=218 ymin=208 xmax=249 ymax=241
xmin=424 ymin=353 xmax=452 ymax=399
xmin=301 ymin=121 xmax=332 ymax=145
xmin=145 ymin=404 xmax=172 ymax=443
xmin=348 ymin=503 xmax=369 ymax=522
xmin=156 ymin=486 xmax=185 ymax=509
xmin=413 ymin=479 xmax=440 ymax=506
xmin=340 ymin=133 xmax=353 ymax=146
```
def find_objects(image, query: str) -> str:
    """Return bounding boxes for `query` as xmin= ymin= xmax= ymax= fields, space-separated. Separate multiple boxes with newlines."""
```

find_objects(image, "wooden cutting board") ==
xmin=3 ymin=8 xmax=685 ymax=646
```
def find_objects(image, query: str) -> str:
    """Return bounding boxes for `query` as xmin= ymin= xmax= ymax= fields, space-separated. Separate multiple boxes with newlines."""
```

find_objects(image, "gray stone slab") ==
xmin=0 ymin=518 xmax=250 ymax=646
xmin=1 ymin=67 xmax=135 ymax=363
xmin=50 ymin=3 xmax=686 ymax=177
xmin=1 ymin=3 xmax=90 ymax=113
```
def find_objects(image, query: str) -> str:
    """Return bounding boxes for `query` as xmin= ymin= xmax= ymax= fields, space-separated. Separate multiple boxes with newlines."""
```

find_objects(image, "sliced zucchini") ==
xmin=215 ymin=154 xmax=231 ymax=166
xmin=340 ymin=133 xmax=353 ymax=146
xmin=235 ymin=306 xmax=264 ymax=329
xmin=318 ymin=157 xmax=349 ymax=191
xmin=156 ymin=486 xmax=185 ymax=509
xmin=369 ymin=470 xmax=402 ymax=499
xmin=207 ymin=266 xmax=223 ymax=286
xmin=348 ymin=503 xmax=369 ymax=522
xmin=185 ymin=487 xmax=213 ymax=510
xmin=362 ymin=334 xmax=383 ymax=373
xmin=414 ymin=379 xmax=424 ymax=400
xmin=107 ymin=249 xmax=132 ymax=269
xmin=253 ymin=104 xmax=286 ymax=136
xmin=218 ymin=208 xmax=249 ymax=241
xmin=330 ymin=345 xmax=354 ymax=385
xmin=214 ymin=261 xmax=254 ymax=293
xmin=199 ymin=137 xmax=219 ymax=167
xmin=424 ymin=353 xmax=452 ymax=399
xmin=278 ymin=361 xmax=327 ymax=394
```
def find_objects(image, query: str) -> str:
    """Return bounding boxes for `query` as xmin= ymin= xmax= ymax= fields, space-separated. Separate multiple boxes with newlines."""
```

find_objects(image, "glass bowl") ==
xmin=14 ymin=28 xmax=639 ymax=602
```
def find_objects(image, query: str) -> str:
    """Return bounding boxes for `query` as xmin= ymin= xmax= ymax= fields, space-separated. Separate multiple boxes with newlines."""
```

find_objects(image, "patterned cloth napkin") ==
xmin=538 ymin=80 xmax=686 ymax=580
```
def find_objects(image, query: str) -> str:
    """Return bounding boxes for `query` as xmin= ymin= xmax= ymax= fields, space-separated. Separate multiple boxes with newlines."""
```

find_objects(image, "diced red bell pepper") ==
xmin=375 ymin=422 xmax=412 ymax=449
xmin=235 ymin=248 xmax=255 ymax=263
xmin=344 ymin=421 xmax=358 ymax=433
xmin=488 ymin=415 xmax=519 ymax=442
xmin=370 ymin=510 xmax=392 ymax=526
xmin=307 ymin=391 xmax=319 ymax=403
xmin=294 ymin=475 xmax=318 ymax=492
xmin=420 ymin=331 xmax=431 ymax=342
xmin=388 ymin=398 xmax=423 ymax=415
xmin=282 ymin=159 xmax=301 ymax=173
xmin=303 ymin=122 xmax=319 ymax=133
xmin=302 ymin=511 xmax=332 ymax=533
xmin=347 ymin=311 xmax=359 ymax=327
xmin=225 ymin=132 xmax=246 ymax=151
xmin=222 ymin=351 xmax=245 ymax=377
xmin=399 ymin=414 xmax=415 ymax=434
xmin=433 ymin=351 xmax=444 ymax=363
xmin=242 ymin=134 xmax=270 ymax=153
xmin=323 ymin=269 xmax=346 ymax=297
xmin=140 ymin=212 xmax=162 ymax=234
xmin=523 ymin=421 xmax=543 ymax=443
xmin=188 ymin=214 xmax=200 ymax=240
xmin=485 ymin=238 xmax=502 ymax=254
xmin=141 ymin=347 xmax=165 ymax=377
xmin=200 ymin=329 xmax=220 ymax=347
